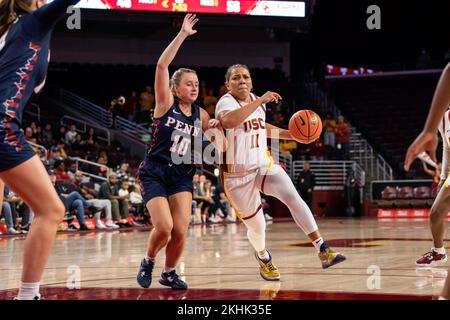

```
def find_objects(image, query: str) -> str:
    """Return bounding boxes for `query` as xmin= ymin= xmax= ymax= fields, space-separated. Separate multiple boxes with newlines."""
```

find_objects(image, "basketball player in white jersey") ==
xmin=405 ymin=62 xmax=450 ymax=300
xmin=215 ymin=64 xmax=346 ymax=281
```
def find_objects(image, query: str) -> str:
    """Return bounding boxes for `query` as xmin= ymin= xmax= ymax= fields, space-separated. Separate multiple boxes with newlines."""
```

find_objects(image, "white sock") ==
xmin=433 ymin=247 xmax=446 ymax=255
xmin=438 ymin=296 xmax=448 ymax=300
xmin=312 ymin=237 xmax=324 ymax=252
xmin=17 ymin=282 xmax=40 ymax=300
xmin=145 ymin=256 xmax=154 ymax=263
xmin=164 ymin=266 xmax=175 ymax=274
xmin=258 ymin=250 xmax=270 ymax=261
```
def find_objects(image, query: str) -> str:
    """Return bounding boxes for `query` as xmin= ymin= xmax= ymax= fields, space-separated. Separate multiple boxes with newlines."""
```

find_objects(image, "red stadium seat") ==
xmin=381 ymin=186 xmax=397 ymax=199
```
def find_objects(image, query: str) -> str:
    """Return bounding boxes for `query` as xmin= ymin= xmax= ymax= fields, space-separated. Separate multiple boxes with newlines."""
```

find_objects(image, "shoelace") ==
xmin=167 ymin=271 xmax=182 ymax=284
xmin=266 ymin=262 xmax=277 ymax=272
xmin=424 ymin=251 xmax=435 ymax=259
xmin=143 ymin=261 xmax=154 ymax=273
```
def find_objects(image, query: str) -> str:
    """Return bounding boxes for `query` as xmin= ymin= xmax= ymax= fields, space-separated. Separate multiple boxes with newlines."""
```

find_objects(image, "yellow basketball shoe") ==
xmin=318 ymin=244 xmax=346 ymax=269
xmin=254 ymin=251 xmax=281 ymax=281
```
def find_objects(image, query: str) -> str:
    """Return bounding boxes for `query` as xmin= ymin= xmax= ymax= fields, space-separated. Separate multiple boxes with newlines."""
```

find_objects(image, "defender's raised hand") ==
xmin=181 ymin=13 xmax=199 ymax=36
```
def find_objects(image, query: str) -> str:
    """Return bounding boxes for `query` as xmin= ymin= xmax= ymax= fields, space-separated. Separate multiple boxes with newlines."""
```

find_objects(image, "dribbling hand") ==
xmin=260 ymin=91 xmax=282 ymax=104
xmin=181 ymin=14 xmax=199 ymax=36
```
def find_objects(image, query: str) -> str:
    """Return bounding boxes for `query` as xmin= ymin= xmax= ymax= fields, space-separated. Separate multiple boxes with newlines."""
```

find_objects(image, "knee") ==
xmin=154 ymin=222 xmax=173 ymax=238
xmin=171 ymin=226 xmax=188 ymax=241
xmin=429 ymin=206 xmax=443 ymax=225
xmin=49 ymin=201 xmax=67 ymax=224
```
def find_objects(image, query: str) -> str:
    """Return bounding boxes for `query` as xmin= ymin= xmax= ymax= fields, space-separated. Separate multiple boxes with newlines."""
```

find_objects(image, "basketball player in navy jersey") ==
xmin=404 ymin=62 xmax=450 ymax=300
xmin=0 ymin=0 xmax=82 ymax=299
xmin=136 ymin=14 xmax=225 ymax=290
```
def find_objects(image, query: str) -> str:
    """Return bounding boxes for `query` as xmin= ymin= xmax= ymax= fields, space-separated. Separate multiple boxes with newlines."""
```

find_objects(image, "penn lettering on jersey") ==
xmin=164 ymin=116 xmax=201 ymax=137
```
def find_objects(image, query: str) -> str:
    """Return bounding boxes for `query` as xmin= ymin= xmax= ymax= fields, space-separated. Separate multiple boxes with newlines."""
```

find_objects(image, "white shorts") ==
xmin=222 ymin=165 xmax=275 ymax=220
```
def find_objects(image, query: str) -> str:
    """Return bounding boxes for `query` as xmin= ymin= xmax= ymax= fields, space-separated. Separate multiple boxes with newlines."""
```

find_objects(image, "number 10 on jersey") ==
xmin=170 ymin=135 xmax=191 ymax=155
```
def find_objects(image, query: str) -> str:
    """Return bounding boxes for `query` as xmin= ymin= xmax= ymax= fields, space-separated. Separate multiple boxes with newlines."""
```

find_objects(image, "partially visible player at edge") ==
xmin=404 ymin=62 xmax=450 ymax=300
xmin=215 ymin=64 xmax=346 ymax=281
xmin=0 ymin=0 xmax=82 ymax=300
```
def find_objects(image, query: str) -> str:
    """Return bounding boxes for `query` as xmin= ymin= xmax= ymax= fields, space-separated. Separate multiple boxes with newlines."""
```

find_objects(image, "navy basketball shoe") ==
xmin=137 ymin=258 xmax=154 ymax=288
xmin=159 ymin=270 xmax=188 ymax=290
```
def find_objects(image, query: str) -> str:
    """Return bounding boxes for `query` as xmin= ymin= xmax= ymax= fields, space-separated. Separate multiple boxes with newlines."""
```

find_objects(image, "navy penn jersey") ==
xmin=146 ymin=101 xmax=202 ymax=165
xmin=0 ymin=0 xmax=80 ymax=146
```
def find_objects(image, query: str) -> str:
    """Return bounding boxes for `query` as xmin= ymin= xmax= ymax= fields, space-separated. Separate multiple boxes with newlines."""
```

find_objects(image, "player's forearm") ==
xmin=157 ymin=32 xmax=189 ymax=69
xmin=266 ymin=123 xmax=293 ymax=140
xmin=220 ymin=99 xmax=263 ymax=129
xmin=423 ymin=63 xmax=450 ymax=133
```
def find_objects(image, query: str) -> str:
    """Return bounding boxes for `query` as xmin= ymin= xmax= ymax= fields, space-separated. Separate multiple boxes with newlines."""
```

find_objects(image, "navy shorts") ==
xmin=138 ymin=159 xmax=196 ymax=204
xmin=0 ymin=129 xmax=36 ymax=172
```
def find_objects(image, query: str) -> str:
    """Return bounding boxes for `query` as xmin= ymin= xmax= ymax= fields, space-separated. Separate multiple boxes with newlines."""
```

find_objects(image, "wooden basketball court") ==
xmin=0 ymin=218 xmax=448 ymax=300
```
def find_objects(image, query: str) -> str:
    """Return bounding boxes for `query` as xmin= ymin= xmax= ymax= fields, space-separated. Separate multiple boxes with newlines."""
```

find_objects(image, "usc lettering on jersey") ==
xmin=215 ymin=92 xmax=273 ymax=173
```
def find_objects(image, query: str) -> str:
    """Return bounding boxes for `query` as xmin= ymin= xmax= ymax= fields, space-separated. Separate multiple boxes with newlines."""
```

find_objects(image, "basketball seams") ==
xmin=305 ymin=110 xmax=310 ymax=143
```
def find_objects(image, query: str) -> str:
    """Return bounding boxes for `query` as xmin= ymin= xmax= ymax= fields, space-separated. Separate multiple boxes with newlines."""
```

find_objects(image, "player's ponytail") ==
xmin=0 ymin=0 xmax=34 ymax=38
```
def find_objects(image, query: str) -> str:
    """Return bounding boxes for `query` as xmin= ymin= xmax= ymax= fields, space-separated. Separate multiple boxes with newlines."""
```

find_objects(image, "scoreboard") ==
xmin=50 ymin=0 xmax=306 ymax=18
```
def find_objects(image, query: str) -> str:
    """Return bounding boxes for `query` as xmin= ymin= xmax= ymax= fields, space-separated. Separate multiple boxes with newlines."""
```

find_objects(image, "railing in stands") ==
xmin=115 ymin=116 xmax=151 ymax=146
xmin=304 ymin=81 xmax=394 ymax=181
xmin=292 ymin=160 xmax=365 ymax=191
xmin=27 ymin=141 xmax=47 ymax=159
xmin=59 ymin=89 xmax=113 ymax=128
xmin=60 ymin=115 xmax=111 ymax=146
xmin=69 ymin=157 xmax=109 ymax=182
xmin=24 ymin=103 xmax=41 ymax=123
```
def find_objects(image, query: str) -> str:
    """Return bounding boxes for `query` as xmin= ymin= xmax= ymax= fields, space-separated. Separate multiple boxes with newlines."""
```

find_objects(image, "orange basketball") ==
xmin=288 ymin=110 xmax=323 ymax=144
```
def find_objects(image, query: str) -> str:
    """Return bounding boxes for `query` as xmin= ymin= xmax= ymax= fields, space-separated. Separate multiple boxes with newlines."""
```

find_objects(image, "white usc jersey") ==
xmin=439 ymin=108 xmax=450 ymax=182
xmin=215 ymin=92 xmax=273 ymax=173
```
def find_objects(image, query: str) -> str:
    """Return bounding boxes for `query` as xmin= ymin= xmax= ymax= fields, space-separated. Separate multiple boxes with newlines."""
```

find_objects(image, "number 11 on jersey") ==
xmin=251 ymin=133 xmax=260 ymax=149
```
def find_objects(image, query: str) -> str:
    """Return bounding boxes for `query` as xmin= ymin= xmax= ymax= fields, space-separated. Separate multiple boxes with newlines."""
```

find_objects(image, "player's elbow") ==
xmin=156 ymin=61 xmax=168 ymax=70
xmin=220 ymin=117 xmax=238 ymax=130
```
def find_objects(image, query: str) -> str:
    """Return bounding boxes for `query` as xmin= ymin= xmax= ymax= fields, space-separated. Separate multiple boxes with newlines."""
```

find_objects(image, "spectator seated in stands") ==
xmin=65 ymin=124 xmax=78 ymax=145
xmin=279 ymin=140 xmax=297 ymax=158
xmin=42 ymin=123 xmax=53 ymax=146
xmin=335 ymin=115 xmax=351 ymax=160
xmin=50 ymin=172 xmax=92 ymax=231
xmin=115 ymin=162 xmax=131 ymax=181
xmin=213 ymin=181 xmax=235 ymax=222
xmin=310 ymin=137 xmax=326 ymax=161
xmin=128 ymin=183 xmax=149 ymax=225
xmin=2 ymin=201 xmax=20 ymax=235
xmin=71 ymin=133 xmax=87 ymax=152
xmin=84 ymin=127 xmax=99 ymax=151
xmin=98 ymin=173 xmax=132 ymax=228
xmin=3 ymin=186 xmax=30 ymax=234
xmin=71 ymin=171 xmax=119 ymax=229
xmin=53 ymin=159 xmax=71 ymax=181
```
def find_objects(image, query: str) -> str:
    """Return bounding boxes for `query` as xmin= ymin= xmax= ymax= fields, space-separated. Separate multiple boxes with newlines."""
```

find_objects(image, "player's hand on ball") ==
xmin=260 ymin=91 xmax=282 ymax=104
xmin=181 ymin=14 xmax=199 ymax=36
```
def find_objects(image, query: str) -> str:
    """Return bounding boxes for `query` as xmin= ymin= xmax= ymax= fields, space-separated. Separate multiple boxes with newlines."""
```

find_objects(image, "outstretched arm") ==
xmin=218 ymin=91 xmax=282 ymax=129
xmin=404 ymin=63 xmax=450 ymax=170
xmin=154 ymin=14 xmax=199 ymax=119
xmin=25 ymin=0 xmax=81 ymax=39
xmin=266 ymin=123 xmax=294 ymax=140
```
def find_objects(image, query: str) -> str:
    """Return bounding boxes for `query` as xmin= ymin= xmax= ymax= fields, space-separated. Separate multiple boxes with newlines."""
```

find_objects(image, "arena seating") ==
xmin=325 ymin=71 xmax=442 ymax=178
